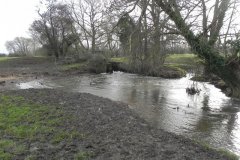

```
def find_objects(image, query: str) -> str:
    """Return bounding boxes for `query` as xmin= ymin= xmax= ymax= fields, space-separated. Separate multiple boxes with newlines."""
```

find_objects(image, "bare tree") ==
xmin=113 ymin=0 xmax=183 ymax=74
xmin=222 ymin=0 xmax=238 ymax=55
xmin=69 ymin=0 xmax=107 ymax=54
xmin=30 ymin=0 xmax=76 ymax=59
xmin=5 ymin=37 xmax=33 ymax=55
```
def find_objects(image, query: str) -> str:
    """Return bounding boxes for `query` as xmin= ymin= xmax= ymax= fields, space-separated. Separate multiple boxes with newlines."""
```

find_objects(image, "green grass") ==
xmin=51 ymin=130 xmax=85 ymax=144
xmin=0 ymin=139 xmax=26 ymax=159
xmin=61 ymin=62 xmax=87 ymax=71
xmin=193 ymin=140 xmax=239 ymax=160
xmin=0 ymin=57 xmax=17 ymax=62
xmin=110 ymin=54 xmax=199 ymax=65
xmin=218 ymin=149 xmax=239 ymax=160
xmin=165 ymin=54 xmax=203 ymax=71
xmin=164 ymin=64 xmax=187 ymax=76
xmin=110 ymin=57 xmax=128 ymax=63
xmin=165 ymin=54 xmax=200 ymax=64
xmin=0 ymin=95 xmax=85 ymax=159
xmin=74 ymin=151 xmax=94 ymax=160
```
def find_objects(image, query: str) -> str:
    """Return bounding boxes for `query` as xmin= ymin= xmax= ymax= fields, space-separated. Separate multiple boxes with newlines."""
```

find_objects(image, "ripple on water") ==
xmin=16 ymin=72 xmax=240 ymax=156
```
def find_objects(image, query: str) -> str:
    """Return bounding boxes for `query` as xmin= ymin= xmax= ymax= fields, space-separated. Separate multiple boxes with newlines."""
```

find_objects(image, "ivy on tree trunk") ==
xmin=154 ymin=0 xmax=240 ymax=97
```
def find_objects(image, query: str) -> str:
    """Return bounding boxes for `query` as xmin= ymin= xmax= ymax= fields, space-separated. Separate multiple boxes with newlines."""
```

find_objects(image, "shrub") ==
xmin=88 ymin=54 xmax=108 ymax=74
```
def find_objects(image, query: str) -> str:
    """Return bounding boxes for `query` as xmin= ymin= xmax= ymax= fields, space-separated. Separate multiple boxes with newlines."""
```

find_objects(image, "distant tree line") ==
xmin=6 ymin=0 xmax=239 ymax=63
xmin=28 ymin=0 xmax=192 ymax=72
xmin=5 ymin=0 xmax=240 ymax=96
xmin=5 ymin=37 xmax=37 ymax=56
xmin=0 ymin=54 xmax=6 ymax=57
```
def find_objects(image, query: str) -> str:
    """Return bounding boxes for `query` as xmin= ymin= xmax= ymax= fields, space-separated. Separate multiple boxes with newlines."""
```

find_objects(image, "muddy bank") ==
xmin=0 ymin=57 xmax=87 ymax=91
xmin=191 ymin=74 xmax=232 ymax=96
xmin=1 ymin=89 xmax=236 ymax=160
xmin=107 ymin=61 xmax=186 ymax=79
xmin=0 ymin=57 xmax=59 ymax=87
xmin=0 ymin=57 xmax=185 ymax=91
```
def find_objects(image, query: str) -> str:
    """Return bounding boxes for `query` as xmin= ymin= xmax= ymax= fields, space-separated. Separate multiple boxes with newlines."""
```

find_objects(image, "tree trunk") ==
xmin=92 ymin=35 xmax=96 ymax=54
xmin=150 ymin=5 xmax=161 ymax=66
xmin=190 ymin=37 xmax=240 ymax=97
xmin=91 ymin=24 xmax=96 ymax=54
xmin=215 ymin=60 xmax=240 ymax=97
xmin=154 ymin=0 xmax=240 ymax=97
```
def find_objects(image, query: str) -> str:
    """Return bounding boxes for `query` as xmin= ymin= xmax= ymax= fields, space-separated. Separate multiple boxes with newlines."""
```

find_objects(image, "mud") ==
xmin=2 ymin=89 xmax=233 ymax=160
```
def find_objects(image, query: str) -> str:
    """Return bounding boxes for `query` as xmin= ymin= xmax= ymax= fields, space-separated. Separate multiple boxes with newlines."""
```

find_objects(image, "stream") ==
xmin=16 ymin=72 xmax=240 ymax=156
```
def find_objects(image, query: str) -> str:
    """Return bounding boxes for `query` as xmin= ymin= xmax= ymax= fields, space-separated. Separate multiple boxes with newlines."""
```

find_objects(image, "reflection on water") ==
xmin=17 ymin=72 xmax=240 ymax=155
xmin=17 ymin=80 xmax=52 ymax=89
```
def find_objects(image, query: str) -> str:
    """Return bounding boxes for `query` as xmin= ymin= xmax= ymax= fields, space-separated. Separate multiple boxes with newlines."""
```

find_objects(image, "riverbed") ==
xmin=15 ymin=72 xmax=240 ymax=156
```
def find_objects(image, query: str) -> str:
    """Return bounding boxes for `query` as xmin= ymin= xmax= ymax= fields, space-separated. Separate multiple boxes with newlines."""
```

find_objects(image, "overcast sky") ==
xmin=0 ymin=0 xmax=40 ymax=53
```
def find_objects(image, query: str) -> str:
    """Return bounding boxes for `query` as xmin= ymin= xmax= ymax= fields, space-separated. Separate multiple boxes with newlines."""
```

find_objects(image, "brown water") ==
xmin=17 ymin=72 xmax=240 ymax=156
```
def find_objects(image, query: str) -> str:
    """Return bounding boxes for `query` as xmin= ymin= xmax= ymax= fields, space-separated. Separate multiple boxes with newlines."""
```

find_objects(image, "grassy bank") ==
xmin=110 ymin=54 xmax=200 ymax=64
xmin=60 ymin=62 xmax=88 ymax=72
xmin=0 ymin=57 xmax=18 ymax=62
xmin=110 ymin=57 xmax=128 ymax=63
xmin=0 ymin=88 xmax=238 ymax=159
xmin=164 ymin=53 xmax=203 ymax=71
xmin=110 ymin=55 xmax=199 ymax=77
xmin=165 ymin=54 xmax=198 ymax=64
xmin=110 ymin=54 xmax=202 ymax=72
xmin=0 ymin=95 xmax=88 ymax=159
xmin=193 ymin=140 xmax=239 ymax=160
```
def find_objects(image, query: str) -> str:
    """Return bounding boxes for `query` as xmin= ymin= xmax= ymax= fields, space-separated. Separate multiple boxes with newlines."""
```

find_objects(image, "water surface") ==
xmin=17 ymin=72 xmax=240 ymax=155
